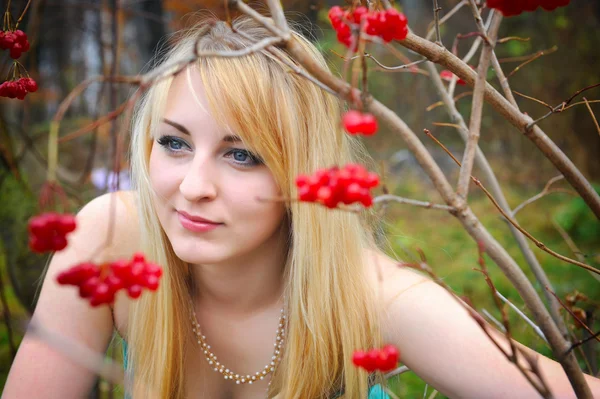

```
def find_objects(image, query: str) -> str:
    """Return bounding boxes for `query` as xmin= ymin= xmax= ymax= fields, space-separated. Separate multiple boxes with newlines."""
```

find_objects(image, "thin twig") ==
xmin=473 ymin=247 xmax=552 ymax=397
xmin=567 ymin=331 xmax=600 ymax=355
xmin=384 ymin=365 xmax=410 ymax=379
xmin=498 ymin=47 xmax=559 ymax=63
xmin=497 ymin=36 xmax=530 ymax=44
xmin=513 ymin=90 xmax=554 ymax=111
xmin=546 ymin=289 xmax=600 ymax=347
xmin=495 ymin=291 xmax=548 ymax=343
xmin=426 ymin=0 xmax=467 ymax=41
xmin=506 ymin=46 xmax=558 ymax=78
xmin=525 ymin=83 xmax=600 ymax=129
xmin=424 ymin=130 xmax=600 ymax=275
xmin=482 ymin=308 xmax=507 ymax=333
xmin=367 ymin=55 xmax=428 ymax=71
xmin=373 ymin=194 xmax=455 ymax=211
xmin=432 ymin=0 xmax=443 ymax=46
xmin=512 ymin=175 xmax=575 ymax=216
xmin=583 ymin=97 xmax=600 ymax=137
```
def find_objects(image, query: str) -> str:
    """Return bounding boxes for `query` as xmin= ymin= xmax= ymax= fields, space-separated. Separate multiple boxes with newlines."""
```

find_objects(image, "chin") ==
xmin=169 ymin=239 xmax=227 ymax=265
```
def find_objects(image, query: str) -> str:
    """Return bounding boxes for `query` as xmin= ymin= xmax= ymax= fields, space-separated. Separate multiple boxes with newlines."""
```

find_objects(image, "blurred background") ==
xmin=0 ymin=0 xmax=599 ymax=397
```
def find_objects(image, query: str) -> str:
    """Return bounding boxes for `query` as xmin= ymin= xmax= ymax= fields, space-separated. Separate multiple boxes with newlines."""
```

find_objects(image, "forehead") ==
xmin=160 ymin=67 xmax=223 ymax=136
xmin=162 ymin=67 xmax=212 ymax=119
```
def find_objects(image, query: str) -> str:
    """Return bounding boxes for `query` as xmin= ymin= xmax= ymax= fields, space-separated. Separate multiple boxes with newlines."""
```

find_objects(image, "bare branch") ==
xmin=498 ymin=47 xmax=558 ymax=63
xmin=583 ymin=97 xmax=600 ymax=137
xmin=234 ymin=0 xmax=288 ymax=39
xmin=432 ymin=0 xmax=443 ymax=46
xmin=506 ymin=46 xmax=558 ymax=78
xmin=373 ymin=194 xmax=456 ymax=211
xmin=426 ymin=59 xmax=567 ymax=339
xmin=399 ymin=32 xmax=600 ymax=220
xmin=497 ymin=36 xmax=531 ymax=44
xmin=482 ymin=308 xmax=507 ymax=332
xmin=495 ymin=291 xmax=548 ymax=343
xmin=426 ymin=0 xmax=467 ymax=41
xmin=430 ymin=132 xmax=600 ymax=274
xmin=512 ymin=175 xmax=575 ymax=216
xmin=384 ymin=365 xmax=410 ymax=379
xmin=546 ymin=289 xmax=600 ymax=346
xmin=457 ymin=5 xmax=501 ymax=199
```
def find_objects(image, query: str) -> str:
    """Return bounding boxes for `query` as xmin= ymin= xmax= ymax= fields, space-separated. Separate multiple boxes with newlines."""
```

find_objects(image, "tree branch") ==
xmin=399 ymin=32 xmax=600 ymax=221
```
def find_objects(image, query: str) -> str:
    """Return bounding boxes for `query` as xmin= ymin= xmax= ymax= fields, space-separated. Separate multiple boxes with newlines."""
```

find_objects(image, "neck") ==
xmin=190 ymin=228 xmax=288 ymax=315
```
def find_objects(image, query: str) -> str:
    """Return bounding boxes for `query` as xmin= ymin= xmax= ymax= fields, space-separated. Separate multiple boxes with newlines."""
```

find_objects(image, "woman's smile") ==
xmin=177 ymin=210 xmax=223 ymax=233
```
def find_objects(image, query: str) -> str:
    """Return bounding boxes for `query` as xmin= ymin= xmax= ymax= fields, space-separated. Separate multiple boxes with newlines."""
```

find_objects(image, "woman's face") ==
xmin=148 ymin=68 xmax=287 ymax=266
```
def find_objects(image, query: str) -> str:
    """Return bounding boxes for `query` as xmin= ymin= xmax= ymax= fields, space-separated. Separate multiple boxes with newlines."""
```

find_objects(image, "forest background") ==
xmin=0 ymin=0 xmax=599 ymax=397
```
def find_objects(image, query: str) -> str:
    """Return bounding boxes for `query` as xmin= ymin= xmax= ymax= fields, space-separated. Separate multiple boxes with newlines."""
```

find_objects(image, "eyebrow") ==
xmin=161 ymin=118 xmax=242 ymax=143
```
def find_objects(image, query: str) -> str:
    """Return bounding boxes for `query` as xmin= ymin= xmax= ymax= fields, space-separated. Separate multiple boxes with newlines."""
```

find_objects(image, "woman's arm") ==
xmin=3 ymin=192 xmax=138 ymax=399
xmin=375 ymin=257 xmax=600 ymax=399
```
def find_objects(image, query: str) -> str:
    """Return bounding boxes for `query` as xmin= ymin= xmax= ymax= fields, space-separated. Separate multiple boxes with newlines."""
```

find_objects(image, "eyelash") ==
xmin=156 ymin=135 xmax=263 ymax=167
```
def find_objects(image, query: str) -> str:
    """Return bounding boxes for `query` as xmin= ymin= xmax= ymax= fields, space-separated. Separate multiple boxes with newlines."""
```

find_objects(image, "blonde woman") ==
xmin=5 ymin=15 xmax=600 ymax=399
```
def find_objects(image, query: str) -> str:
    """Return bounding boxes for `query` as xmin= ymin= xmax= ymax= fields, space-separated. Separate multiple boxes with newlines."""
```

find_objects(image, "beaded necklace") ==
xmin=189 ymin=303 xmax=286 ymax=387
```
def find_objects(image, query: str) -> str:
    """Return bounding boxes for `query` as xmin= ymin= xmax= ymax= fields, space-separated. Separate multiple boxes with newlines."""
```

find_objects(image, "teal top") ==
xmin=122 ymin=342 xmax=390 ymax=399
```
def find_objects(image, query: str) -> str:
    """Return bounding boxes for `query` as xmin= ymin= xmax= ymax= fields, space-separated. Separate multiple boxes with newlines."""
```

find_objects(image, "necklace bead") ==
xmin=189 ymin=303 xmax=286 ymax=387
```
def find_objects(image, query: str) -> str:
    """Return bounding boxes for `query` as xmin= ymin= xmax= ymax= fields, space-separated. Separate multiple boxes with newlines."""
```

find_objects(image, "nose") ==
xmin=178 ymin=155 xmax=218 ymax=202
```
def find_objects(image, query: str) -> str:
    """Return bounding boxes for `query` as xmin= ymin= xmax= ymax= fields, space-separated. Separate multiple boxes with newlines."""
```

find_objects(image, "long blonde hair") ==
xmin=128 ymin=14 xmax=382 ymax=398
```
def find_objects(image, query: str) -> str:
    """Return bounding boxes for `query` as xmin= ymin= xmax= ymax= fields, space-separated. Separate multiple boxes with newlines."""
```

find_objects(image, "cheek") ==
xmin=226 ymin=172 xmax=285 ymax=220
xmin=148 ymin=148 xmax=179 ymax=196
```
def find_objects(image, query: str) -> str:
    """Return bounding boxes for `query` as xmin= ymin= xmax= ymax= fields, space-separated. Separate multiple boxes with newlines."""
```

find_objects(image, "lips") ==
xmin=177 ymin=211 xmax=223 ymax=233
xmin=177 ymin=210 xmax=220 ymax=224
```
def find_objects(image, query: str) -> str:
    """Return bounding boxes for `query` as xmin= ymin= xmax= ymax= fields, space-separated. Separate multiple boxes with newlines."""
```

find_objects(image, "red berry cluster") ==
xmin=352 ymin=345 xmax=400 ymax=372
xmin=440 ymin=70 xmax=466 ymax=86
xmin=28 ymin=213 xmax=77 ymax=253
xmin=0 ymin=77 xmax=38 ymax=99
xmin=328 ymin=6 xmax=409 ymax=50
xmin=0 ymin=30 xmax=30 ymax=59
xmin=57 ymin=253 xmax=163 ymax=307
xmin=296 ymin=164 xmax=379 ymax=208
xmin=342 ymin=110 xmax=378 ymax=136
xmin=488 ymin=0 xmax=570 ymax=17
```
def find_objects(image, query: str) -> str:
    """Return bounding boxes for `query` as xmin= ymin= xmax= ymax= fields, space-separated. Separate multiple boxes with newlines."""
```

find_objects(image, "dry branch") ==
xmin=399 ymin=32 xmax=600 ymax=221
xmin=456 ymin=4 xmax=501 ymax=199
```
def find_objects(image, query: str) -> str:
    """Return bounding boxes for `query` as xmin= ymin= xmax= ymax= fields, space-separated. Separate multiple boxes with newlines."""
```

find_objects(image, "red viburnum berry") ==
xmin=439 ymin=70 xmax=466 ymax=86
xmin=296 ymin=163 xmax=380 ymax=209
xmin=328 ymin=6 xmax=409 ymax=50
xmin=540 ymin=0 xmax=570 ymax=11
xmin=352 ymin=344 xmax=400 ymax=373
xmin=57 ymin=252 xmax=163 ymax=307
xmin=0 ymin=31 xmax=15 ymax=50
xmin=342 ymin=110 xmax=378 ymax=136
xmin=1 ymin=29 xmax=30 ymax=59
xmin=22 ymin=77 xmax=38 ymax=92
xmin=28 ymin=212 xmax=77 ymax=253
xmin=487 ymin=0 xmax=569 ymax=16
xmin=0 ymin=77 xmax=39 ymax=100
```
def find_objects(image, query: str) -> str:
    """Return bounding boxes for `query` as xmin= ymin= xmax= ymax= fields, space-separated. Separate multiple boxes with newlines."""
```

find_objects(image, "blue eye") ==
xmin=156 ymin=135 xmax=190 ymax=153
xmin=225 ymin=149 xmax=263 ymax=167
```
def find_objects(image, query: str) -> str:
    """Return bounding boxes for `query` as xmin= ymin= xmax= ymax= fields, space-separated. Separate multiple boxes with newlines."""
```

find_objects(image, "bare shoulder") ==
xmin=78 ymin=190 xmax=141 ymax=262
xmin=363 ymin=248 xmax=432 ymax=305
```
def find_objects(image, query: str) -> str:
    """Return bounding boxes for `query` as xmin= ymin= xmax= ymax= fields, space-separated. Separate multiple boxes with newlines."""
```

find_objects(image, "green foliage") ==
xmin=555 ymin=184 xmax=600 ymax=245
